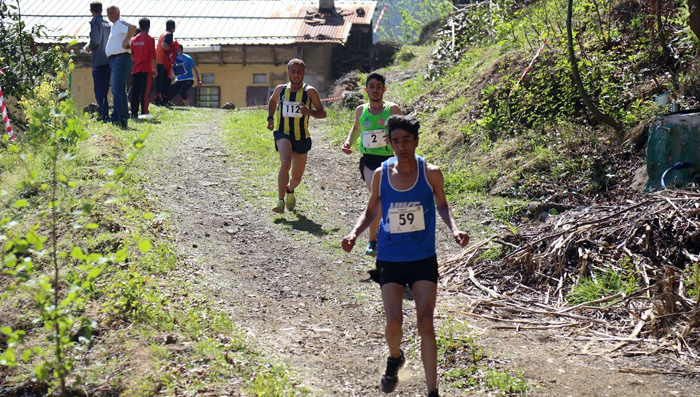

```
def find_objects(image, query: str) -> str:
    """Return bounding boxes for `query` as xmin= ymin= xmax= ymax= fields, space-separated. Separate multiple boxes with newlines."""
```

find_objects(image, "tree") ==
xmin=0 ymin=0 xmax=65 ymax=124
xmin=690 ymin=0 xmax=700 ymax=39
xmin=566 ymin=0 xmax=622 ymax=134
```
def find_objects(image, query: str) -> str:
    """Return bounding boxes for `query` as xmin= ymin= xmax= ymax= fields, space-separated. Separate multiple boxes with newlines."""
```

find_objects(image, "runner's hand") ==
xmin=299 ymin=104 xmax=311 ymax=116
xmin=453 ymin=230 xmax=470 ymax=247
xmin=341 ymin=235 xmax=356 ymax=252
xmin=341 ymin=142 xmax=352 ymax=154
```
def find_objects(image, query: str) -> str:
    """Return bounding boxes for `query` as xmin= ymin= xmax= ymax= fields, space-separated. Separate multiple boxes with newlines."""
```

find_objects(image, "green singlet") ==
xmin=359 ymin=102 xmax=395 ymax=156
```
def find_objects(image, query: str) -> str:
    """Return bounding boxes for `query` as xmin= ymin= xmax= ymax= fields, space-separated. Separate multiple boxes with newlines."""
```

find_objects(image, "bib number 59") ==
xmin=388 ymin=205 xmax=425 ymax=234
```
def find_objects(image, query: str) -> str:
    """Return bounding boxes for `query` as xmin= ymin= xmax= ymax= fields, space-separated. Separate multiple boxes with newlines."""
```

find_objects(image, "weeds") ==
xmin=567 ymin=266 xmax=639 ymax=305
xmin=437 ymin=317 xmax=529 ymax=395
xmin=1 ymin=58 xmax=145 ymax=394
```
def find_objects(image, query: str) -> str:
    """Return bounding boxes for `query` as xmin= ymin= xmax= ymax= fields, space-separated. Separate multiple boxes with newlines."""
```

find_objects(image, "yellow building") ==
xmin=23 ymin=0 xmax=376 ymax=109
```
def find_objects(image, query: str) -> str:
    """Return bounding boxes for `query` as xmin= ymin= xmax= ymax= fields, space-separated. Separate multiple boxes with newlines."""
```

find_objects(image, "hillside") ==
xmin=344 ymin=0 xmax=700 ymax=368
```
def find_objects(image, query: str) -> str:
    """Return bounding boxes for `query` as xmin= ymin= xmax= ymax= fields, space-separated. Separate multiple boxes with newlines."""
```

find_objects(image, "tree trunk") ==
xmin=566 ymin=0 xmax=622 ymax=133
xmin=656 ymin=0 xmax=668 ymax=58
xmin=690 ymin=0 xmax=700 ymax=39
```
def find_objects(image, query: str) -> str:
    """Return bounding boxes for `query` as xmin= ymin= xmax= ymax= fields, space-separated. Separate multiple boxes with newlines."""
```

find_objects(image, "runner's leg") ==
xmin=288 ymin=151 xmax=307 ymax=192
xmin=276 ymin=138 xmax=292 ymax=200
xmin=412 ymin=280 xmax=438 ymax=393
xmin=381 ymin=283 xmax=405 ymax=358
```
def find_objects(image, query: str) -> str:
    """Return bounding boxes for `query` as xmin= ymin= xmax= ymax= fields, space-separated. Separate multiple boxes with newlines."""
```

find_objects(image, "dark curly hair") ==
xmin=366 ymin=72 xmax=386 ymax=87
xmin=387 ymin=115 xmax=420 ymax=139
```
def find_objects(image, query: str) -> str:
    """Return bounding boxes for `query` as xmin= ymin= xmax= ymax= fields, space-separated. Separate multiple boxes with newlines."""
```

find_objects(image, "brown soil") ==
xmin=141 ymin=111 xmax=700 ymax=396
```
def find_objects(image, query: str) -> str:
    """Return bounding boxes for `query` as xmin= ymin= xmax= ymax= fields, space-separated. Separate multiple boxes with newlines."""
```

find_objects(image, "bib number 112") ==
xmin=282 ymin=101 xmax=303 ymax=118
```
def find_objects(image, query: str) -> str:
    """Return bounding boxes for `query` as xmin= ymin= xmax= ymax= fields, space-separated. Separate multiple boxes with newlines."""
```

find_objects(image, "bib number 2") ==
xmin=362 ymin=129 xmax=387 ymax=149
xmin=282 ymin=101 xmax=303 ymax=118
xmin=388 ymin=205 xmax=426 ymax=234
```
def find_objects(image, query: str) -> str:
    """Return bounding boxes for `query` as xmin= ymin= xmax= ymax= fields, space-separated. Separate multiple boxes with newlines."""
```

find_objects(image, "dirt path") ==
xmin=141 ymin=110 xmax=700 ymax=396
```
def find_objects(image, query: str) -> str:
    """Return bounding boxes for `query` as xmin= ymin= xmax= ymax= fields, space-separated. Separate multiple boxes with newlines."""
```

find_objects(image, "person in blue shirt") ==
xmin=342 ymin=115 xmax=469 ymax=397
xmin=168 ymin=47 xmax=201 ymax=104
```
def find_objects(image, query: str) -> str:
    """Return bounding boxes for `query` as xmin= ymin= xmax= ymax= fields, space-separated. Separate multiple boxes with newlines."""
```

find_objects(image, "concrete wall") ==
xmin=71 ymin=66 xmax=100 ymax=110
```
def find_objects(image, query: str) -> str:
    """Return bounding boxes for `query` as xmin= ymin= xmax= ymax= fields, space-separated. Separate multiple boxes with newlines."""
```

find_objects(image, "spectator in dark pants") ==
xmin=169 ymin=47 xmax=201 ymax=105
xmin=105 ymin=6 xmax=136 ymax=128
xmin=155 ymin=19 xmax=175 ymax=106
xmin=130 ymin=18 xmax=156 ymax=117
xmin=86 ymin=2 xmax=111 ymax=121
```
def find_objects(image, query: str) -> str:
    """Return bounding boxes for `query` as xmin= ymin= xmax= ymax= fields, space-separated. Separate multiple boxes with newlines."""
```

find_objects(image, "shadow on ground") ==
xmin=274 ymin=212 xmax=339 ymax=236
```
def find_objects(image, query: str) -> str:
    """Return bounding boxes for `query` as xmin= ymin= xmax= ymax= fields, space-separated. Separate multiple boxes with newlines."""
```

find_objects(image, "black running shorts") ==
xmin=376 ymin=256 xmax=439 ymax=287
xmin=359 ymin=154 xmax=392 ymax=180
xmin=274 ymin=131 xmax=312 ymax=154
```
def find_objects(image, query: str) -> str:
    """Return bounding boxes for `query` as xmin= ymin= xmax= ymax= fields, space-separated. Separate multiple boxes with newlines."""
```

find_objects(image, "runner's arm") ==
xmin=267 ymin=85 xmax=282 ymax=130
xmin=341 ymin=106 xmax=363 ymax=154
xmin=342 ymin=168 xmax=382 ymax=252
xmin=304 ymin=87 xmax=327 ymax=119
xmin=427 ymin=165 xmax=470 ymax=247
xmin=193 ymin=65 xmax=201 ymax=87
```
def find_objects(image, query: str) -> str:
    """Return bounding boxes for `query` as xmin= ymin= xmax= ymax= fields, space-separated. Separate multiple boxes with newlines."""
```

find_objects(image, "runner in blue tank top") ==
xmin=342 ymin=115 xmax=469 ymax=397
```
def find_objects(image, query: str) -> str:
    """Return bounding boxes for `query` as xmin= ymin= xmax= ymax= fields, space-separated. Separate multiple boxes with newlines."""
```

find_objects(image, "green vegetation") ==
xmin=436 ymin=318 xmax=528 ymax=395
xmin=0 ymin=1 xmax=65 ymax=123
xmin=683 ymin=263 xmax=700 ymax=299
xmin=567 ymin=266 xmax=640 ymax=305
xmin=390 ymin=0 xmax=699 ymax=208
xmin=375 ymin=0 xmax=453 ymax=44
xmin=0 ymin=81 xmax=306 ymax=394
xmin=3 ymin=0 xmax=700 ymax=394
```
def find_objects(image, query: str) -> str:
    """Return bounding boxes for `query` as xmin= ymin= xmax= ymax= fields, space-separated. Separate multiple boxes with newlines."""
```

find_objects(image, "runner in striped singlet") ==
xmin=267 ymin=58 xmax=326 ymax=214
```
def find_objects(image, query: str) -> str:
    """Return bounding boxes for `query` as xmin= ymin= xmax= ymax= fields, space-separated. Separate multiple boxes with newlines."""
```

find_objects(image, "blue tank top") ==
xmin=377 ymin=155 xmax=436 ymax=262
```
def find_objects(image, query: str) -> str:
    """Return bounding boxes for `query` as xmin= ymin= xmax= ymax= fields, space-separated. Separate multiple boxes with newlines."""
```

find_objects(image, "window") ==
xmin=201 ymin=73 xmax=215 ymax=84
xmin=197 ymin=86 xmax=220 ymax=108
xmin=253 ymin=74 xmax=267 ymax=84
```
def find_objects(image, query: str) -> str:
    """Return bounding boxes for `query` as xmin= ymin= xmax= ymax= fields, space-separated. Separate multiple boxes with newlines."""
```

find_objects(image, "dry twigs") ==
xmin=441 ymin=189 xmax=700 ymax=362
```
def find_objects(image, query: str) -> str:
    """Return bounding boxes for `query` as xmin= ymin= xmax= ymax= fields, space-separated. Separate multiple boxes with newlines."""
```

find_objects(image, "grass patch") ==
xmin=220 ymin=110 xmax=293 ymax=203
xmin=1 ymin=107 xmax=307 ymax=395
xmin=567 ymin=267 xmax=639 ymax=305
xmin=437 ymin=317 xmax=529 ymax=395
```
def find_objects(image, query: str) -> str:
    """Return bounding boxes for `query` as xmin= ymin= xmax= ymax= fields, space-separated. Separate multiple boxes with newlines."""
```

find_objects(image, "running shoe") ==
xmin=365 ymin=241 xmax=378 ymax=256
xmin=286 ymin=191 xmax=296 ymax=211
xmin=427 ymin=391 xmax=439 ymax=397
xmin=380 ymin=350 xmax=405 ymax=393
xmin=272 ymin=199 xmax=285 ymax=213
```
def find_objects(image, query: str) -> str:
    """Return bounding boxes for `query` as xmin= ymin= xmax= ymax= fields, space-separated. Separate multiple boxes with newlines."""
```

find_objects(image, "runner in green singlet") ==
xmin=341 ymin=72 xmax=401 ymax=256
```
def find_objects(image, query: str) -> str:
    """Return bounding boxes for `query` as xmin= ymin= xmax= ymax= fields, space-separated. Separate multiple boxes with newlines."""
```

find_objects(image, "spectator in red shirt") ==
xmin=155 ymin=19 xmax=175 ymax=106
xmin=130 ymin=18 xmax=156 ymax=117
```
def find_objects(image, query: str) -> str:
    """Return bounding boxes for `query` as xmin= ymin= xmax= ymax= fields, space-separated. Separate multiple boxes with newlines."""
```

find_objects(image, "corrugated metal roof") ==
xmin=18 ymin=0 xmax=376 ymax=47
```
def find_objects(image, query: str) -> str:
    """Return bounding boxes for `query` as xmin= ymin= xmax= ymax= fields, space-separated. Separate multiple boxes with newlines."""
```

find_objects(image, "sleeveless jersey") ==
xmin=377 ymin=155 xmax=436 ymax=262
xmin=359 ymin=102 xmax=395 ymax=156
xmin=274 ymin=83 xmax=311 ymax=140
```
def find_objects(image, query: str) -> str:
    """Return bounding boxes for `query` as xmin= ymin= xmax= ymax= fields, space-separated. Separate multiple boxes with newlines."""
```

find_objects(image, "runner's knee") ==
xmin=385 ymin=311 xmax=403 ymax=331
xmin=279 ymin=158 xmax=292 ymax=171
xmin=416 ymin=315 xmax=435 ymax=338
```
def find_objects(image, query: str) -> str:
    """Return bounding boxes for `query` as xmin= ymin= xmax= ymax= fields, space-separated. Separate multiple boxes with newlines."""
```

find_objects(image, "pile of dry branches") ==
xmin=440 ymin=189 xmax=700 ymax=362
